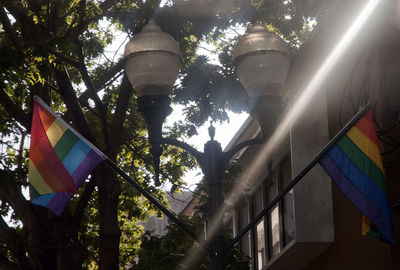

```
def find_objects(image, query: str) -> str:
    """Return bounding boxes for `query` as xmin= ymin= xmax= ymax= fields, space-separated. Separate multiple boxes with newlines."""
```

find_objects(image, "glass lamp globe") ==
xmin=232 ymin=23 xmax=290 ymax=98
xmin=124 ymin=20 xmax=181 ymax=97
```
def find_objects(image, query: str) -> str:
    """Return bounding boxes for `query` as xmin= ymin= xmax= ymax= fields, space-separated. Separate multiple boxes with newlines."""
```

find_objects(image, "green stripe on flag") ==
xmin=53 ymin=129 xmax=79 ymax=161
xmin=366 ymin=223 xmax=383 ymax=240
xmin=29 ymin=183 xmax=40 ymax=200
xmin=337 ymin=135 xmax=386 ymax=192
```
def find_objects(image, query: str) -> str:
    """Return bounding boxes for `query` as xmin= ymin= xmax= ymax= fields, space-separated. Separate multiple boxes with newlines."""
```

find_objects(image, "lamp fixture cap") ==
xmin=124 ymin=20 xmax=181 ymax=58
xmin=232 ymin=22 xmax=289 ymax=63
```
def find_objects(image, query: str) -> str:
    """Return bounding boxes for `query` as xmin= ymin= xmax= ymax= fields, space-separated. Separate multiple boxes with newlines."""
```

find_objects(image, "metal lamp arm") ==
xmin=160 ymin=137 xmax=205 ymax=168
xmin=223 ymin=137 xmax=265 ymax=163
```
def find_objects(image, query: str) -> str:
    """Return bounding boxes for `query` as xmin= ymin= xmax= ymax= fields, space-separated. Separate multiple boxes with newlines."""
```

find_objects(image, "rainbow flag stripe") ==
xmin=29 ymin=98 xmax=104 ymax=216
xmin=319 ymin=109 xmax=395 ymax=245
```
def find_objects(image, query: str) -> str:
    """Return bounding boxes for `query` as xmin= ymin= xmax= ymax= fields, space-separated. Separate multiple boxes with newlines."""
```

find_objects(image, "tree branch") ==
xmin=48 ymin=0 xmax=60 ymax=33
xmin=76 ymin=42 xmax=105 ymax=113
xmin=78 ymin=0 xmax=86 ymax=28
xmin=78 ymin=58 xmax=125 ymax=103
xmin=109 ymin=75 xmax=132 ymax=159
xmin=0 ymin=7 xmax=23 ymax=50
xmin=68 ymin=0 xmax=119 ymax=40
xmin=0 ymin=171 xmax=39 ymax=241
xmin=75 ymin=42 xmax=110 ymax=154
xmin=0 ymin=216 xmax=31 ymax=269
xmin=0 ymin=1 xmax=27 ymax=23
xmin=99 ymin=0 xmax=118 ymax=13
xmin=48 ymin=49 xmax=80 ymax=68
xmin=0 ymin=216 xmax=18 ymax=253
xmin=0 ymin=87 xmax=31 ymax=131
xmin=0 ymin=254 xmax=17 ymax=270
xmin=71 ymin=173 xmax=97 ymax=230
xmin=53 ymin=68 xmax=95 ymax=142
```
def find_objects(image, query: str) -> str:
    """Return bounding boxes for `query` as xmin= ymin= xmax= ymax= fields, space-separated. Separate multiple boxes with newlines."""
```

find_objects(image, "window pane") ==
xmin=270 ymin=205 xmax=280 ymax=257
xmin=239 ymin=204 xmax=250 ymax=256
xmin=226 ymin=218 xmax=234 ymax=239
xmin=256 ymin=220 xmax=266 ymax=269
xmin=253 ymin=188 xmax=263 ymax=216
xmin=280 ymin=154 xmax=295 ymax=245
xmin=283 ymin=190 xmax=294 ymax=244
xmin=267 ymin=170 xmax=278 ymax=203
xmin=253 ymin=188 xmax=265 ymax=269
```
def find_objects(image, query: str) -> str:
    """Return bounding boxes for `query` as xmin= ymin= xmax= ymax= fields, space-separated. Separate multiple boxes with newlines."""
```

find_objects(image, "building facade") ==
xmin=143 ymin=191 xmax=193 ymax=236
xmin=225 ymin=1 xmax=400 ymax=269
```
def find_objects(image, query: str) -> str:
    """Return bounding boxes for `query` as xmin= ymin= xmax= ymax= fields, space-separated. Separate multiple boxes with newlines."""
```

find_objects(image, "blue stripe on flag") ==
xmin=31 ymin=193 xmax=56 ymax=207
xmin=62 ymin=140 xmax=91 ymax=174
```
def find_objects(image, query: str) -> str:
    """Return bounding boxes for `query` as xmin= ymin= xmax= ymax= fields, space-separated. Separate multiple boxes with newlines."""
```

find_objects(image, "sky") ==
xmin=166 ymin=106 xmax=248 ymax=188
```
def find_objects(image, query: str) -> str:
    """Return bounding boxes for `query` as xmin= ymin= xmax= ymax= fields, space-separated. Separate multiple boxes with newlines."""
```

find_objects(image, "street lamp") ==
xmin=232 ymin=22 xmax=290 ymax=137
xmin=124 ymin=20 xmax=289 ymax=270
xmin=124 ymin=20 xmax=181 ymax=186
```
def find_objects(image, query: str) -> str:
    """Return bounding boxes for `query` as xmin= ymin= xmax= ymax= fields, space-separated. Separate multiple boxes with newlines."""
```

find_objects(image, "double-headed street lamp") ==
xmin=124 ymin=20 xmax=289 ymax=270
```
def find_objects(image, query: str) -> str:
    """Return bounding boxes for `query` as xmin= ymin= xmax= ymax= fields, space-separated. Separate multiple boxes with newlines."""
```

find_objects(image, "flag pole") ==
xmin=33 ymin=96 xmax=205 ymax=251
xmin=103 ymin=158 xmax=207 ymax=250
xmin=226 ymin=103 xmax=372 ymax=251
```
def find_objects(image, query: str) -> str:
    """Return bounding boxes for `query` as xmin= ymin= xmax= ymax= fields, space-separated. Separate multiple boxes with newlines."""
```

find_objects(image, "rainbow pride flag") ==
xmin=319 ymin=109 xmax=395 ymax=245
xmin=29 ymin=97 xmax=105 ymax=216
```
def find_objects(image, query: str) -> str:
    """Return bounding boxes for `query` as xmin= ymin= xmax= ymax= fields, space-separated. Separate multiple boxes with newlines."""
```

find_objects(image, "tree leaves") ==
xmin=0 ymin=0 xmax=326 ymax=268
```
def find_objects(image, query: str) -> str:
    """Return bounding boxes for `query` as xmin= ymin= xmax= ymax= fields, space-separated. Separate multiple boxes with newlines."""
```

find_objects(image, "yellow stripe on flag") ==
xmin=346 ymin=126 xmax=384 ymax=172
xmin=46 ymin=118 xmax=67 ymax=147
xmin=28 ymin=160 xmax=54 ymax=195
xmin=361 ymin=215 xmax=371 ymax=236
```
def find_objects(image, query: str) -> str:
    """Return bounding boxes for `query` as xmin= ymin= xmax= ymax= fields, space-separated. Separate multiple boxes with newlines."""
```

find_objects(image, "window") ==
xmin=230 ymin=96 xmax=334 ymax=269
xmin=269 ymin=205 xmax=280 ymax=257
xmin=265 ymin=153 xmax=294 ymax=261
xmin=232 ymin=152 xmax=295 ymax=268
xmin=252 ymin=188 xmax=266 ymax=270
xmin=256 ymin=221 xmax=266 ymax=269
xmin=239 ymin=203 xmax=251 ymax=257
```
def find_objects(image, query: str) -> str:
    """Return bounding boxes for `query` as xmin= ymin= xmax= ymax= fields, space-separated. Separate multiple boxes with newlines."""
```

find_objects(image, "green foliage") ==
xmin=0 ymin=0 xmax=327 ymax=269
xmin=174 ymin=55 xmax=247 ymax=126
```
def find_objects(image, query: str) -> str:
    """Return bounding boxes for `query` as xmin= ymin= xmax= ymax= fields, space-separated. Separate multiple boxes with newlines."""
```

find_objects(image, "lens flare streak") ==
xmin=180 ymin=0 xmax=381 ymax=267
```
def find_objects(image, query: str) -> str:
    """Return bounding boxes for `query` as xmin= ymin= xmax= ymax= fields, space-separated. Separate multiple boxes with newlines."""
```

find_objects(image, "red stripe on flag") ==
xmin=354 ymin=110 xmax=379 ymax=147
xmin=37 ymin=102 xmax=56 ymax=131
xmin=30 ymin=104 xmax=77 ymax=193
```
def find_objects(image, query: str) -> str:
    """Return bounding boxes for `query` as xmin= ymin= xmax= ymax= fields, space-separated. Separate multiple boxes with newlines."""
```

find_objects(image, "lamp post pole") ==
xmin=123 ymin=20 xmax=290 ymax=270
xmin=159 ymin=123 xmax=265 ymax=270
xmin=203 ymin=130 xmax=225 ymax=270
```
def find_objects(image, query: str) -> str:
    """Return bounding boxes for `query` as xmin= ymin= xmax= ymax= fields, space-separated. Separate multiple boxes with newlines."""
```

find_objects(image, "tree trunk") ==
xmin=98 ymin=165 xmax=121 ymax=270
xmin=56 ymin=244 xmax=87 ymax=270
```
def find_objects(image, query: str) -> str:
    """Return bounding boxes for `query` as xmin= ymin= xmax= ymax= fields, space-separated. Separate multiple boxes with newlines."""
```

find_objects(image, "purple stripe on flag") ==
xmin=320 ymin=155 xmax=396 ymax=245
xmin=71 ymin=150 xmax=103 ymax=187
xmin=46 ymin=192 xmax=74 ymax=217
